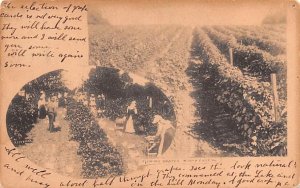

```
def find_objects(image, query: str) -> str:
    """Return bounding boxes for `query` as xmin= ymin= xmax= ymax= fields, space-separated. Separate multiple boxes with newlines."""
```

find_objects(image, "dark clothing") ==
xmin=162 ymin=127 xmax=175 ymax=153
xmin=47 ymin=101 xmax=57 ymax=132
xmin=48 ymin=112 xmax=56 ymax=132
xmin=162 ymin=102 xmax=171 ymax=118
xmin=127 ymin=109 xmax=136 ymax=119
xmin=58 ymin=98 xmax=66 ymax=107
xmin=39 ymin=105 xmax=47 ymax=119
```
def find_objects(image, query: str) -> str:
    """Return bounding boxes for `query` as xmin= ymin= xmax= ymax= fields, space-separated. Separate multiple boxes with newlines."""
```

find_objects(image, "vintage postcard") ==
xmin=0 ymin=0 xmax=299 ymax=187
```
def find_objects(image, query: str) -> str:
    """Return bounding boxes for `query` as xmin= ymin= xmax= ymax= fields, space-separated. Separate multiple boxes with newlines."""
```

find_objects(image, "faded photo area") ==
xmin=6 ymin=68 xmax=176 ymax=178
xmin=88 ymin=0 xmax=287 ymax=158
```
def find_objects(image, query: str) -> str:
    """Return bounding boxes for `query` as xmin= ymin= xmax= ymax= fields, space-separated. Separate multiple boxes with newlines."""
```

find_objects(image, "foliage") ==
xmin=82 ymin=67 xmax=175 ymax=136
xmin=194 ymin=29 xmax=286 ymax=156
xmin=6 ymin=96 xmax=37 ymax=146
xmin=203 ymin=27 xmax=286 ymax=81
xmin=66 ymin=98 xmax=124 ymax=178
xmin=204 ymin=26 xmax=287 ymax=118
xmin=6 ymin=70 xmax=68 ymax=146
xmin=214 ymin=26 xmax=285 ymax=56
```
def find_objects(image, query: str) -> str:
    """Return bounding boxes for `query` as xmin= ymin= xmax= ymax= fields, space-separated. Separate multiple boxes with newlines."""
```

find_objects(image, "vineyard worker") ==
xmin=152 ymin=115 xmax=175 ymax=157
xmin=38 ymin=91 xmax=47 ymax=119
xmin=162 ymin=100 xmax=171 ymax=117
xmin=47 ymin=96 xmax=57 ymax=132
xmin=125 ymin=101 xmax=137 ymax=133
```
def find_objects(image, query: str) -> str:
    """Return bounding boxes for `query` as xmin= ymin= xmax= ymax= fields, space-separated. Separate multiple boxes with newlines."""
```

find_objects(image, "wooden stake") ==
xmin=229 ymin=48 xmax=234 ymax=66
xmin=149 ymin=97 xmax=152 ymax=108
xmin=271 ymin=73 xmax=280 ymax=122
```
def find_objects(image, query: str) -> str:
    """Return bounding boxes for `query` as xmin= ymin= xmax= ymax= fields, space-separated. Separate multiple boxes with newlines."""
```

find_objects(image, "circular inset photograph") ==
xmin=6 ymin=67 xmax=176 ymax=178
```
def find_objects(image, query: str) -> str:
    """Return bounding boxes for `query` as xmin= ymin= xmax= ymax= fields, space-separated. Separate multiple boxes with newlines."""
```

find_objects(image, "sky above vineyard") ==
xmin=89 ymin=0 xmax=287 ymax=26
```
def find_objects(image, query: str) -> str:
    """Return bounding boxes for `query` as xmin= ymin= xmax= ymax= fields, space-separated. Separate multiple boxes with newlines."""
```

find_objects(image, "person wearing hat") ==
xmin=151 ymin=115 xmax=175 ymax=157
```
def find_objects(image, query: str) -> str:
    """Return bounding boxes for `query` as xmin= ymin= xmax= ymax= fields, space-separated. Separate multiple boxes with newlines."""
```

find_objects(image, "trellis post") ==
xmin=149 ymin=97 xmax=153 ymax=108
xmin=229 ymin=47 xmax=234 ymax=66
xmin=271 ymin=73 xmax=280 ymax=122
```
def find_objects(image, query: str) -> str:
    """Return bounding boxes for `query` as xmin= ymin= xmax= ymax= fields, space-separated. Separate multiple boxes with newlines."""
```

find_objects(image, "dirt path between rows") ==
xmin=18 ymin=108 xmax=82 ymax=178
xmin=97 ymin=118 xmax=148 ymax=173
xmin=91 ymin=26 xmax=225 ymax=158
xmin=117 ymin=27 xmax=223 ymax=158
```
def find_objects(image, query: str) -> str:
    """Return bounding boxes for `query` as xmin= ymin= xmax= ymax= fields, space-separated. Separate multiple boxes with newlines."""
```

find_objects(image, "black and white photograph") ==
xmin=3 ymin=0 xmax=293 ymax=184
xmin=88 ymin=0 xmax=287 ymax=158
xmin=6 ymin=68 xmax=176 ymax=178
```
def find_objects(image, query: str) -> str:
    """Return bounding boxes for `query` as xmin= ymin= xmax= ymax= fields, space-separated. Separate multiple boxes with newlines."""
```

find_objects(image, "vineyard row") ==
xmin=192 ymin=28 xmax=286 ymax=155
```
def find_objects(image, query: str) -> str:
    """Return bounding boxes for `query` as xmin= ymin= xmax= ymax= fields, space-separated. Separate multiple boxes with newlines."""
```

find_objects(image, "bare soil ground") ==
xmin=18 ymin=108 xmax=83 ymax=178
xmin=97 ymin=118 xmax=148 ymax=173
